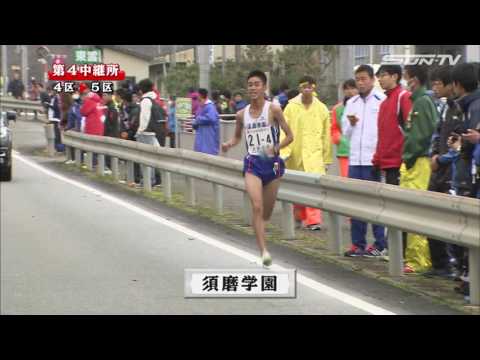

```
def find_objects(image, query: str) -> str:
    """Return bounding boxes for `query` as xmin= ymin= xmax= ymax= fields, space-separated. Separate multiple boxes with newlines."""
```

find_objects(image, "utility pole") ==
xmin=222 ymin=45 xmax=226 ymax=76
xmin=197 ymin=45 xmax=210 ymax=93
xmin=1 ymin=45 xmax=7 ymax=95
xmin=21 ymin=45 xmax=28 ymax=94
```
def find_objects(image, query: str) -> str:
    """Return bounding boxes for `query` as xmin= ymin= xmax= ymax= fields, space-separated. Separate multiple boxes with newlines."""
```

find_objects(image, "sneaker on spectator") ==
xmin=306 ymin=224 xmax=322 ymax=231
xmin=403 ymin=264 xmax=416 ymax=274
xmin=64 ymin=160 xmax=75 ymax=165
xmin=363 ymin=245 xmax=388 ymax=258
xmin=104 ymin=168 xmax=112 ymax=175
xmin=344 ymin=245 xmax=365 ymax=257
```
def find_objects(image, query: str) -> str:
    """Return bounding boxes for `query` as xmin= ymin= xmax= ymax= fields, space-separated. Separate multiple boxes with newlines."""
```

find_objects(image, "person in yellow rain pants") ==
xmin=400 ymin=65 xmax=438 ymax=273
xmin=280 ymin=76 xmax=332 ymax=231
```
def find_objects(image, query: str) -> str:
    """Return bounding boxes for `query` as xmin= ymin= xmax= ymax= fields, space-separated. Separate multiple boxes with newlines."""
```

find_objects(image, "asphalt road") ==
xmin=0 ymin=116 xmax=463 ymax=315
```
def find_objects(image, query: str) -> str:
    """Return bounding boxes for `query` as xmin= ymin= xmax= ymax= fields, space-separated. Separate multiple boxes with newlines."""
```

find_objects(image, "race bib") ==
xmin=246 ymin=125 xmax=274 ymax=155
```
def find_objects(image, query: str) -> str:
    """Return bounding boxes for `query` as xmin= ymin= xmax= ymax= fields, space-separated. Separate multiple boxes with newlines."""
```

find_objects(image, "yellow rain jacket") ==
xmin=280 ymin=94 xmax=333 ymax=175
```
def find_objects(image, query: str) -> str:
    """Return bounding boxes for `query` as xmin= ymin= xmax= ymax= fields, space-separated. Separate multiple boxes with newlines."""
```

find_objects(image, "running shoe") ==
xmin=403 ymin=264 xmax=416 ymax=274
xmin=344 ymin=245 xmax=365 ymax=257
xmin=363 ymin=245 xmax=388 ymax=258
xmin=262 ymin=251 xmax=272 ymax=267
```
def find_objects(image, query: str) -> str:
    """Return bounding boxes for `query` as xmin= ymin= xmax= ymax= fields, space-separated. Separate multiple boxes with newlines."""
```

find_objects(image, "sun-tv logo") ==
xmin=381 ymin=54 xmax=462 ymax=66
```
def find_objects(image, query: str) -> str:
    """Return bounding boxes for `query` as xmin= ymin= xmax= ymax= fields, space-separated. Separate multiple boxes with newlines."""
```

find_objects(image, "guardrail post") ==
xmin=186 ymin=176 xmax=196 ymax=206
xmin=388 ymin=227 xmax=404 ymax=277
xmin=281 ymin=201 xmax=295 ymax=239
xmin=143 ymin=166 xmax=152 ymax=192
xmin=111 ymin=157 xmax=119 ymax=181
xmin=86 ymin=152 xmax=93 ymax=171
xmin=65 ymin=146 xmax=72 ymax=162
xmin=97 ymin=154 xmax=105 ymax=176
xmin=243 ymin=192 xmax=252 ymax=226
xmin=162 ymin=171 xmax=172 ymax=200
xmin=127 ymin=160 xmax=135 ymax=184
xmin=75 ymin=149 xmax=82 ymax=167
xmin=213 ymin=184 xmax=224 ymax=215
xmin=469 ymin=247 xmax=480 ymax=305
xmin=43 ymin=123 xmax=55 ymax=157
xmin=327 ymin=212 xmax=343 ymax=255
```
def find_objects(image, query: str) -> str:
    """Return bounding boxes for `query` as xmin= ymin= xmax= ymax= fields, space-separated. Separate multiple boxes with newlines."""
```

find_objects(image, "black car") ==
xmin=0 ymin=111 xmax=15 ymax=181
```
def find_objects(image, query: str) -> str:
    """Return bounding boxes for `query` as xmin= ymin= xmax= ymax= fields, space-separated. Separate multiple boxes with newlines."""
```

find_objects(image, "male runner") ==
xmin=222 ymin=70 xmax=294 ymax=267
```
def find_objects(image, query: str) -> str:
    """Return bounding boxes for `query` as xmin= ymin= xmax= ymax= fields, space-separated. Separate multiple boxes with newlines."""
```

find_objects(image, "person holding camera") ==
xmin=426 ymin=66 xmax=465 ymax=279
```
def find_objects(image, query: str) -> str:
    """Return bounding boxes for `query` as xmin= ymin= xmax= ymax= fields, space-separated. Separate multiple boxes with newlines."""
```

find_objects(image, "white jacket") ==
xmin=342 ymin=90 xmax=386 ymax=166
xmin=137 ymin=91 xmax=157 ymax=134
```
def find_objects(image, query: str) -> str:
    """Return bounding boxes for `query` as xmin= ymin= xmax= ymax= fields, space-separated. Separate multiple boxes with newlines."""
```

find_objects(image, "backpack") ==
xmin=142 ymin=96 xmax=167 ymax=134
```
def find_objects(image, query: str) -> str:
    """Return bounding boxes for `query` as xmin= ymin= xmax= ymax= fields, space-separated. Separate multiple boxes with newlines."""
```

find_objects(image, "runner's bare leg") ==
xmin=245 ymin=173 xmax=266 ymax=254
xmin=262 ymin=178 xmax=280 ymax=222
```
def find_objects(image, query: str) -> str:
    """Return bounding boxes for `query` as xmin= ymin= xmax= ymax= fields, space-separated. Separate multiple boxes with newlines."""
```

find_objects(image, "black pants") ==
xmin=154 ymin=124 xmax=166 ymax=147
xmin=49 ymin=121 xmax=62 ymax=149
xmin=168 ymin=132 xmax=175 ymax=148
xmin=384 ymin=168 xmax=400 ymax=186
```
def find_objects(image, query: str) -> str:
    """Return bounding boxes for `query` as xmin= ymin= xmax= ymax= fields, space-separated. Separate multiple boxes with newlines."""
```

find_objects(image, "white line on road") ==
xmin=12 ymin=152 xmax=396 ymax=315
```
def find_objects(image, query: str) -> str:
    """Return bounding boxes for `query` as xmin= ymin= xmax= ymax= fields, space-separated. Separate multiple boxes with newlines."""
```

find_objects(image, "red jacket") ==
xmin=372 ymin=85 xmax=412 ymax=170
xmin=80 ymin=92 xmax=104 ymax=136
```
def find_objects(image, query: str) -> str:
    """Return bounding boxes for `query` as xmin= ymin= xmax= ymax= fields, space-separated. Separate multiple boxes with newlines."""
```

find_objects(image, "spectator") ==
xmin=39 ymin=84 xmax=50 ymax=118
xmin=188 ymin=87 xmax=200 ymax=115
xmin=277 ymin=82 xmax=289 ymax=110
xmin=118 ymin=90 xmax=140 ymax=141
xmin=342 ymin=64 xmax=387 ymax=257
xmin=137 ymin=78 xmax=164 ymax=186
xmin=64 ymin=92 xmax=82 ymax=164
xmin=426 ymin=66 xmax=465 ymax=279
xmin=454 ymin=63 xmax=480 ymax=199
xmin=331 ymin=79 xmax=358 ymax=177
xmin=102 ymin=92 xmax=120 ymax=138
xmin=29 ymin=79 xmax=41 ymax=119
xmin=373 ymin=65 xmax=412 ymax=187
xmin=66 ymin=91 xmax=83 ymax=132
xmin=168 ymin=95 xmax=177 ymax=148
xmin=192 ymin=88 xmax=220 ymax=155
xmin=80 ymin=82 xmax=104 ymax=136
xmin=211 ymin=90 xmax=223 ymax=114
xmin=452 ymin=63 xmax=480 ymax=299
xmin=138 ymin=78 xmax=167 ymax=148
xmin=400 ymin=65 xmax=437 ymax=274
xmin=79 ymin=82 xmax=104 ymax=167
xmin=221 ymin=90 xmax=235 ymax=114
xmin=102 ymin=91 xmax=120 ymax=174
xmin=233 ymin=92 xmax=248 ymax=111
xmin=280 ymin=76 xmax=332 ymax=231
xmin=43 ymin=86 xmax=63 ymax=152
xmin=7 ymin=71 xmax=25 ymax=100
xmin=118 ymin=90 xmax=142 ymax=185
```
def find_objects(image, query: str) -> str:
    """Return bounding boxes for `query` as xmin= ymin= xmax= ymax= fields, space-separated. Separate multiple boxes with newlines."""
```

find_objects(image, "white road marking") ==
xmin=12 ymin=152 xmax=396 ymax=315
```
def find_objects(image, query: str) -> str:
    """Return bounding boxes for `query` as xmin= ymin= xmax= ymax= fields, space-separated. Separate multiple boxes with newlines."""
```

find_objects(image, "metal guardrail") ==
xmin=0 ymin=96 xmax=44 ymax=113
xmin=62 ymin=130 xmax=480 ymax=305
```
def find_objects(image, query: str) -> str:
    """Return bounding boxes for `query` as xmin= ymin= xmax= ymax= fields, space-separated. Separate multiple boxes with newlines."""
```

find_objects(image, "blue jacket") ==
xmin=66 ymin=101 xmax=82 ymax=131
xmin=193 ymin=100 xmax=219 ymax=155
xmin=168 ymin=105 xmax=176 ymax=133
xmin=235 ymin=100 xmax=248 ymax=111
